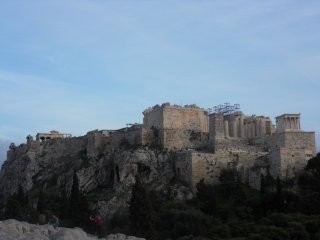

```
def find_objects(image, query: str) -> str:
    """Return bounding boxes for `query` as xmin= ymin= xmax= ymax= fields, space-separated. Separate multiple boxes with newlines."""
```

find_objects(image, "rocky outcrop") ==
xmin=0 ymin=219 xmax=145 ymax=240
xmin=0 ymin=132 xmax=187 ymax=218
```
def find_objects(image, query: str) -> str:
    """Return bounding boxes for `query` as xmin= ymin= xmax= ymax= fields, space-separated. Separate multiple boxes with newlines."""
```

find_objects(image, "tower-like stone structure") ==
xmin=143 ymin=103 xmax=209 ymax=149
xmin=276 ymin=114 xmax=301 ymax=132
xmin=209 ymin=113 xmax=225 ymax=152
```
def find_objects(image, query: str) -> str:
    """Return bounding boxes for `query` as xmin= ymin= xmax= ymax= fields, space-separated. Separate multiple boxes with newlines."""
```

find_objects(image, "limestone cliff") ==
xmin=0 ymin=131 xmax=190 ymax=217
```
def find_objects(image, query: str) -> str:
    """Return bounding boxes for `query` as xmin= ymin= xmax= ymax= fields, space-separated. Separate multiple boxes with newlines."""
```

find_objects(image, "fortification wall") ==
xmin=252 ymin=131 xmax=315 ymax=153
xmin=268 ymin=148 xmax=309 ymax=179
xmin=103 ymin=127 xmax=143 ymax=148
xmin=1 ymin=136 xmax=88 ymax=200
xmin=143 ymin=104 xmax=209 ymax=150
xmin=282 ymin=132 xmax=315 ymax=154
xmin=161 ymin=129 xmax=208 ymax=150
xmin=143 ymin=105 xmax=164 ymax=129
xmin=175 ymin=148 xmax=269 ymax=191
xmin=162 ymin=106 xmax=209 ymax=132
xmin=175 ymin=152 xmax=193 ymax=186
xmin=141 ymin=128 xmax=155 ymax=145
xmin=143 ymin=104 xmax=209 ymax=131
xmin=86 ymin=130 xmax=106 ymax=158
xmin=190 ymin=152 xmax=230 ymax=189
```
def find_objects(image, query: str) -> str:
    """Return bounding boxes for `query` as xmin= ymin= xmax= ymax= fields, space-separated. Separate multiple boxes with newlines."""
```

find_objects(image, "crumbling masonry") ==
xmin=17 ymin=102 xmax=316 ymax=190
xmin=137 ymin=103 xmax=314 ymax=189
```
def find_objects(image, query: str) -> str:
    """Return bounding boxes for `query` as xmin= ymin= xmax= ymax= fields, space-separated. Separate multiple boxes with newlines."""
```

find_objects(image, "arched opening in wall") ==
xmin=46 ymin=137 xmax=51 ymax=140
xmin=40 ymin=137 xmax=45 ymax=142
xmin=115 ymin=165 xmax=120 ymax=182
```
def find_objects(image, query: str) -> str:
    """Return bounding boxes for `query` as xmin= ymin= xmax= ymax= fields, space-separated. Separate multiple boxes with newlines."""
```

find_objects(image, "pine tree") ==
xmin=129 ymin=176 xmax=156 ymax=239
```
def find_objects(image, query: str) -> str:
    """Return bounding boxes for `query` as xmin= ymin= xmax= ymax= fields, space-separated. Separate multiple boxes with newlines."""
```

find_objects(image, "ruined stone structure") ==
xmin=2 ymin=103 xmax=316 ymax=194
xmin=143 ymin=103 xmax=209 ymax=150
xmin=36 ymin=130 xmax=71 ymax=141
xmin=140 ymin=103 xmax=315 ymax=189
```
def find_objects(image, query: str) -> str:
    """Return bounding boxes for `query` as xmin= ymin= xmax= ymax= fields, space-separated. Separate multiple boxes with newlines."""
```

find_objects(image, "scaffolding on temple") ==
xmin=208 ymin=103 xmax=240 ymax=115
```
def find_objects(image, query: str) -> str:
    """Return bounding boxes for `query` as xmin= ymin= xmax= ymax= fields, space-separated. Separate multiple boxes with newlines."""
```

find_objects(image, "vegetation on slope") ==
xmin=1 ymin=153 xmax=320 ymax=240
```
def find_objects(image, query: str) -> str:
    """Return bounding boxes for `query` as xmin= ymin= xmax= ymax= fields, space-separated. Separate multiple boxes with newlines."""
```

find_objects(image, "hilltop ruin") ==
xmin=6 ymin=102 xmax=315 ymax=191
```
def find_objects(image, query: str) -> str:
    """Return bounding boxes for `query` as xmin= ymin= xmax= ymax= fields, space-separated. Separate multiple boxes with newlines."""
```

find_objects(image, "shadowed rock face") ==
xmin=0 ymin=219 xmax=145 ymax=240
xmin=0 ymin=139 xmax=10 ymax=165
xmin=0 ymin=132 xmax=188 ymax=218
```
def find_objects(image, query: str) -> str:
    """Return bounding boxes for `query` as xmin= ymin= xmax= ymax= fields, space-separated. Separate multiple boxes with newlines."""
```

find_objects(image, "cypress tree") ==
xmin=4 ymin=197 xmax=22 ymax=220
xmin=79 ymin=193 xmax=90 ymax=227
xmin=196 ymin=179 xmax=216 ymax=215
xmin=69 ymin=170 xmax=81 ymax=223
xmin=17 ymin=185 xmax=27 ymax=206
xmin=260 ymin=174 xmax=266 ymax=198
xmin=59 ymin=188 xmax=69 ymax=219
xmin=37 ymin=190 xmax=46 ymax=214
xmin=276 ymin=176 xmax=284 ymax=211
xmin=129 ymin=176 xmax=155 ymax=239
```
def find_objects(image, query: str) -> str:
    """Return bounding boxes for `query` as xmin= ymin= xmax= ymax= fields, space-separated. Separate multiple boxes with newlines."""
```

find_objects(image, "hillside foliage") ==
xmin=1 ymin=153 xmax=320 ymax=239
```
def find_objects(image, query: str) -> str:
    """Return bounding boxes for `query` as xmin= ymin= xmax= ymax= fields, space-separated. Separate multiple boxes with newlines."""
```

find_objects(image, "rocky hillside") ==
xmin=0 ymin=139 xmax=10 ymax=165
xmin=0 ymin=219 xmax=144 ymax=240
xmin=0 ymin=131 xmax=191 ymax=218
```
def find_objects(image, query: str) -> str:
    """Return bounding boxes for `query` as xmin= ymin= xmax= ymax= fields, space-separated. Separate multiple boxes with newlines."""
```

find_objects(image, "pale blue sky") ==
xmin=0 ymin=0 xmax=320 ymax=161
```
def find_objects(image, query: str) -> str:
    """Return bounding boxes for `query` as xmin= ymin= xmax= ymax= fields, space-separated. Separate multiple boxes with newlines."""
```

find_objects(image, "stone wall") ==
xmin=175 ymin=152 xmax=193 ymax=186
xmin=189 ymin=152 xmax=230 ymax=190
xmin=0 ymin=136 xmax=88 ymax=202
xmin=175 ymin=147 xmax=270 ymax=191
xmin=176 ymin=151 xmax=235 ymax=190
xmin=103 ymin=126 xmax=143 ymax=149
xmin=143 ymin=103 xmax=209 ymax=150
xmin=144 ymin=103 xmax=209 ymax=132
xmin=268 ymin=148 xmax=309 ymax=179
xmin=252 ymin=131 xmax=315 ymax=153
xmin=209 ymin=113 xmax=225 ymax=152
xmin=162 ymin=105 xmax=209 ymax=132
xmin=143 ymin=105 xmax=164 ymax=129
xmin=161 ymin=129 xmax=208 ymax=150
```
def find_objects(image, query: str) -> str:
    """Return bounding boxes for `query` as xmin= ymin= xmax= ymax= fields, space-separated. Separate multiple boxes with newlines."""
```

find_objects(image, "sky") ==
xmin=0 ymin=0 xmax=320 ymax=163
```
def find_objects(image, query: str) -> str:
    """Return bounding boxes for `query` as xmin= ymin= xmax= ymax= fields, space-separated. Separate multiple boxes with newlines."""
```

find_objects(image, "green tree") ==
xmin=219 ymin=168 xmax=237 ymax=183
xmin=59 ymin=188 xmax=69 ymax=219
xmin=69 ymin=170 xmax=81 ymax=222
xmin=17 ymin=185 xmax=27 ymax=206
xmin=4 ymin=197 xmax=22 ymax=220
xmin=37 ymin=190 xmax=46 ymax=214
xmin=276 ymin=177 xmax=284 ymax=211
xmin=260 ymin=174 xmax=266 ymax=198
xmin=129 ymin=176 xmax=156 ymax=239
xmin=305 ymin=153 xmax=320 ymax=178
xmin=196 ymin=179 xmax=216 ymax=215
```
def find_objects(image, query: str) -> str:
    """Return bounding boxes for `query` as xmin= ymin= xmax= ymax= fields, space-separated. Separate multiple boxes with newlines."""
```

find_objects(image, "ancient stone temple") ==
xmin=8 ymin=102 xmax=316 ymax=191
xmin=36 ymin=130 xmax=71 ymax=142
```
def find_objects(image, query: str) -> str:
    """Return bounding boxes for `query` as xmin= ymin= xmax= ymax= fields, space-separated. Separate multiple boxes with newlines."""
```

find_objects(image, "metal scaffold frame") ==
xmin=208 ymin=103 xmax=240 ymax=115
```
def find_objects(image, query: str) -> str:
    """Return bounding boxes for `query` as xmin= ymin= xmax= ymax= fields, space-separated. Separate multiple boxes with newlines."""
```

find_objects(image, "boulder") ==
xmin=0 ymin=219 xmax=145 ymax=240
